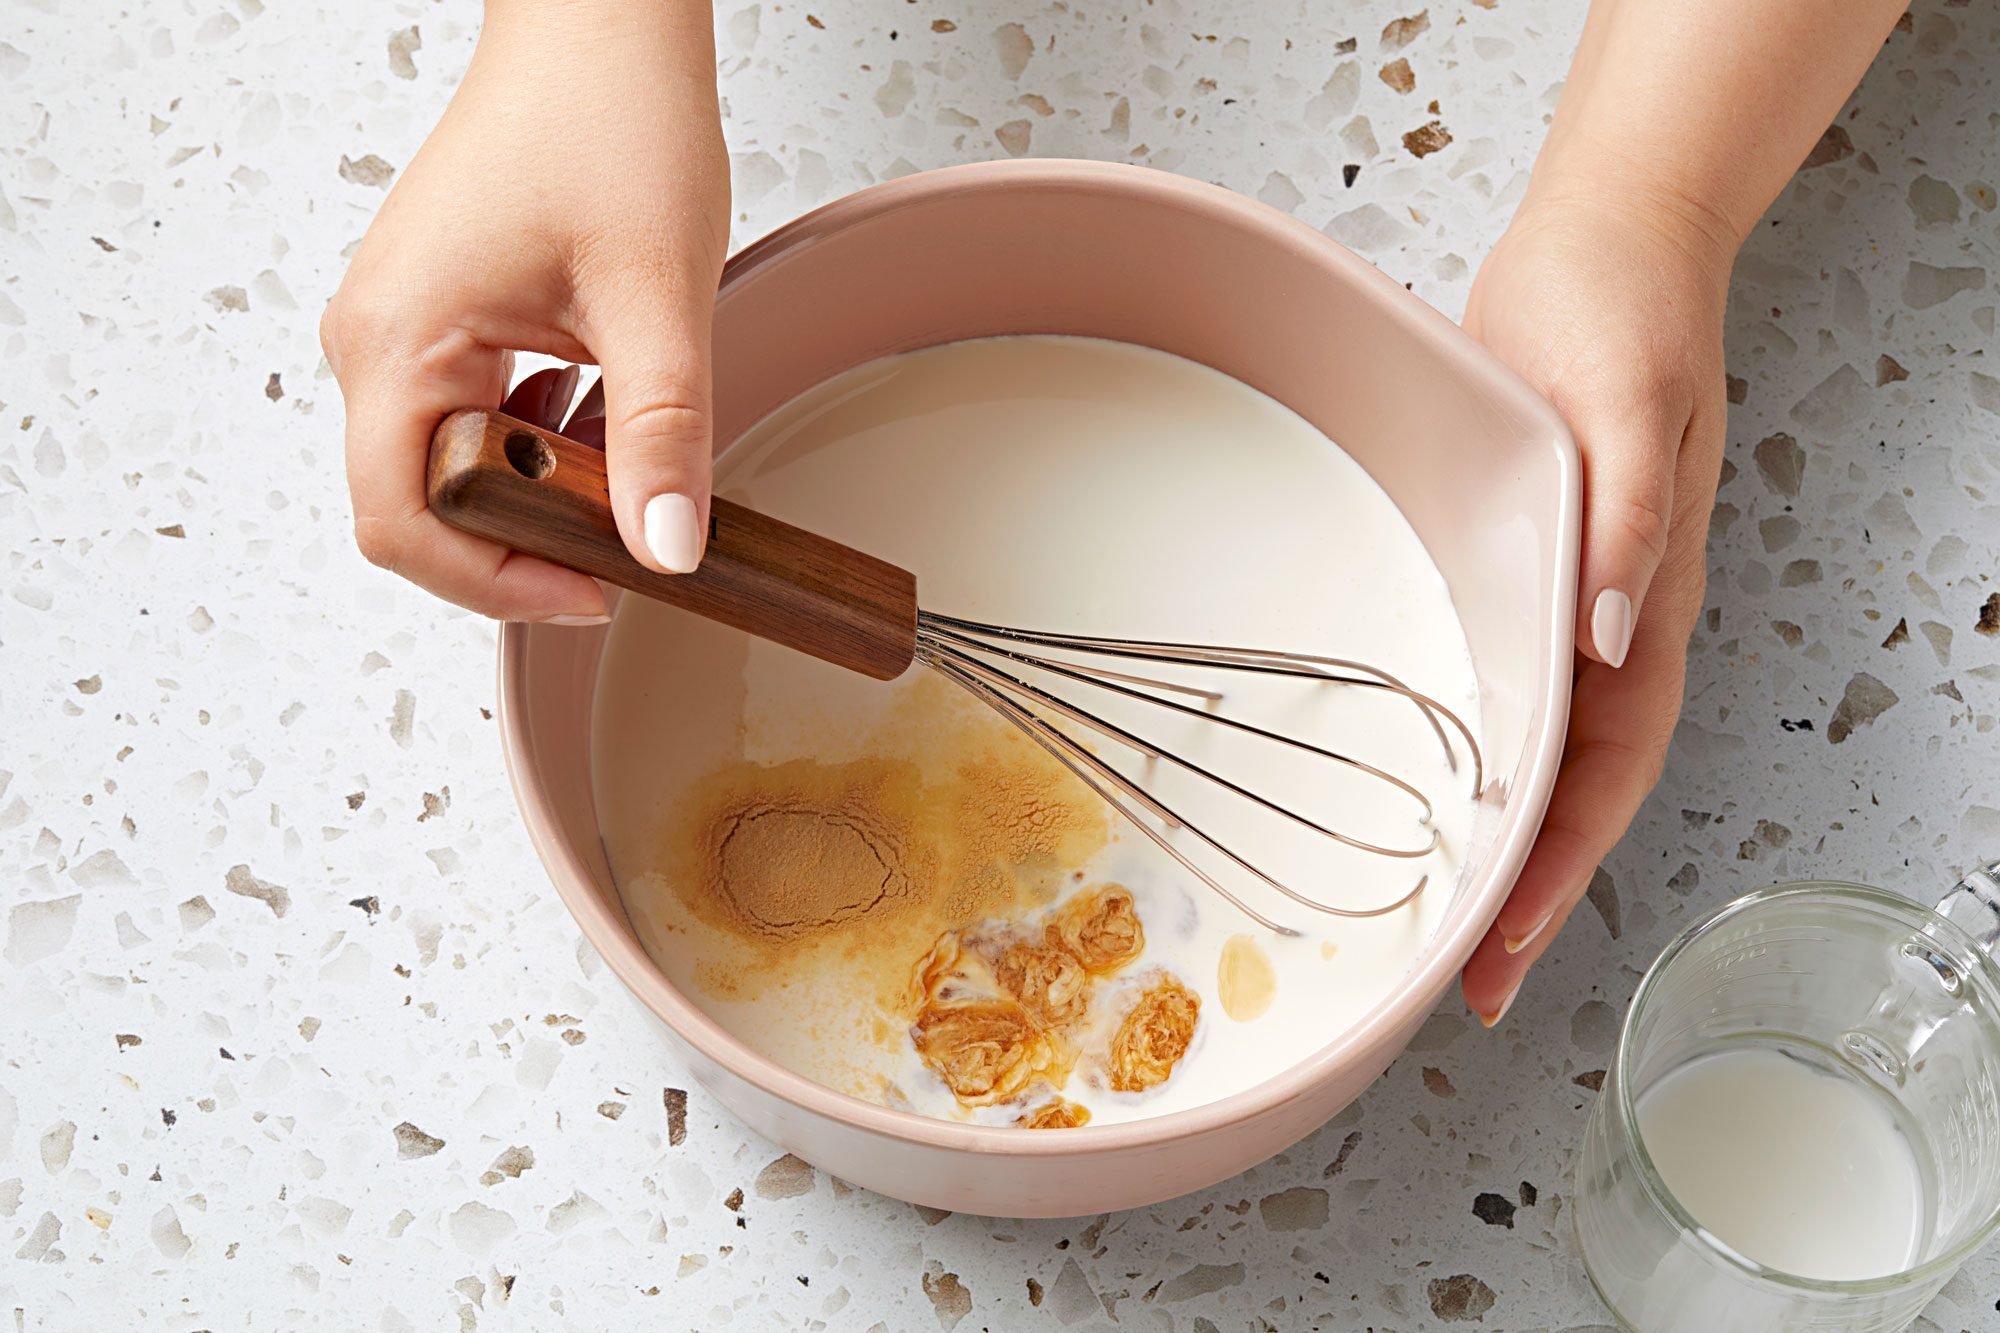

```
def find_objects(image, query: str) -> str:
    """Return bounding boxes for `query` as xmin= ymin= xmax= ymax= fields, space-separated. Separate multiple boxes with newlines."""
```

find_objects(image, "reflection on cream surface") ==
xmin=591 ymin=336 xmax=1480 ymax=1126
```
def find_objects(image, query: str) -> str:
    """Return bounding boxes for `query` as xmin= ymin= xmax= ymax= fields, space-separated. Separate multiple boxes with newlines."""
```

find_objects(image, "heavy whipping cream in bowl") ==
xmin=592 ymin=336 xmax=1482 ymax=1129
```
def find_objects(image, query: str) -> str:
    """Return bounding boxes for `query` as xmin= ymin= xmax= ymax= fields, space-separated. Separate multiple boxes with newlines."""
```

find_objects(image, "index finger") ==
xmin=336 ymin=326 xmax=607 ymax=622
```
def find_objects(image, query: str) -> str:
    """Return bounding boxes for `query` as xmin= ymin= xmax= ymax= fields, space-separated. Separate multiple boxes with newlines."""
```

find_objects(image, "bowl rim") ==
xmin=497 ymin=158 xmax=1581 ymax=1156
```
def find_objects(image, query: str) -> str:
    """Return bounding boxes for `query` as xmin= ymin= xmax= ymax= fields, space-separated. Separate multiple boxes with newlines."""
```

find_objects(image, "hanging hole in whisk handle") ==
xmin=426 ymin=409 xmax=922 ymax=679
xmin=503 ymin=428 xmax=556 ymax=480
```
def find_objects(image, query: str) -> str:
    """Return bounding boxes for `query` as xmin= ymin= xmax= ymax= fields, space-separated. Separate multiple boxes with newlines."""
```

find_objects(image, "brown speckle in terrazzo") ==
xmin=994 ymin=119 xmax=1032 ymax=156
xmin=1428 ymin=1273 xmax=1497 ymax=1322
xmin=1882 ymin=617 xmax=1910 ymax=648
xmin=1025 ymin=1277 xmax=1043 ymax=1306
xmin=913 ymin=1204 xmax=952 ymax=1225
xmin=480 ymin=1145 xmax=534 ymax=1186
xmin=922 ymin=1264 xmax=973 ymax=1329
xmin=991 ymin=22 xmax=1032 ymax=79
xmin=665 ymin=1088 xmax=688 ymax=1145
xmin=339 ymin=154 xmax=397 ymax=188
xmin=73 ymin=675 xmax=101 ymax=694
xmin=1421 ymin=1066 xmax=1456 ymax=1098
xmin=1584 ymin=868 xmax=1621 ymax=939
xmin=1472 ymin=1191 xmax=1515 ymax=1228
xmin=1976 ymin=594 xmax=2000 ymax=637
xmin=754 ymin=1154 xmax=814 ymax=1200
xmin=223 ymin=864 xmax=290 ymax=917
xmin=1343 ymin=163 xmax=1361 ymax=187
xmin=155 ymin=524 xmax=185 ymax=538
xmin=387 ymin=25 xmax=420 ymax=79
xmin=723 ymin=1187 xmax=744 ymax=1212
xmin=346 ymin=791 xmax=366 ymax=810
xmin=393 ymin=1121 xmax=443 ymax=1159
xmin=1323 ymin=1128 xmax=1363 ymax=1178
xmin=1876 ymin=354 xmax=1910 ymax=385
xmin=1258 ymin=1185 xmax=1329 ymax=1231
xmin=1380 ymin=58 xmax=1414 ymax=92
xmin=1518 ymin=1180 xmax=1538 ymax=1207
xmin=1402 ymin=119 xmax=1452 ymax=157
xmin=1801 ymin=123 xmax=1854 ymax=169
xmin=1828 ymin=672 xmax=1899 ymax=743
xmin=1381 ymin=10 xmax=1430 ymax=48
xmin=264 ymin=372 xmax=283 ymax=401
xmin=931 ymin=19 xmax=955 ymax=32
xmin=1781 ymin=559 xmax=1822 ymax=587
xmin=1726 ymin=374 xmax=1748 ymax=404
xmin=1772 ymin=620 xmax=1804 ymax=647
xmin=1753 ymin=432 xmax=1806 ymax=497
xmin=597 ymin=1100 xmax=624 ymax=1120
xmin=114 ymin=1033 xmax=142 ymax=1050
xmin=350 ymin=895 xmax=379 ymax=916
xmin=205 ymin=285 xmax=249 ymax=313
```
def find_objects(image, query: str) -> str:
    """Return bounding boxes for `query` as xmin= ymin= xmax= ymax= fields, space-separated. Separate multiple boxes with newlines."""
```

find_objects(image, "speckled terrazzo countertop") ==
xmin=3 ymin=1 xmax=1997 ymax=1328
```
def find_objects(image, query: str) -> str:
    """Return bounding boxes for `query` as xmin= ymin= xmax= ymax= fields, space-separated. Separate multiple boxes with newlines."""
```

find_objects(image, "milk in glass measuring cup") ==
xmin=1574 ymin=861 xmax=2000 ymax=1332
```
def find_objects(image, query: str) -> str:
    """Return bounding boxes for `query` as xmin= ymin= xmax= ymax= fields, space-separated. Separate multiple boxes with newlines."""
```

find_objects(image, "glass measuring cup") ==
xmin=1574 ymin=860 xmax=2000 ymax=1332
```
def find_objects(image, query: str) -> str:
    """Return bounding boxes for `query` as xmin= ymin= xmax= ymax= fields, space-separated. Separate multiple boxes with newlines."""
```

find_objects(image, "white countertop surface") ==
xmin=3 ymin=0 xmax=1997 ymax=1327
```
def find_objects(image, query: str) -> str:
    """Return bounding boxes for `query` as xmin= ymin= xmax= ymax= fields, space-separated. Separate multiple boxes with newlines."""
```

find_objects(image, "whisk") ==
xmin=428 ymin=408 xmax=1482 ymax=936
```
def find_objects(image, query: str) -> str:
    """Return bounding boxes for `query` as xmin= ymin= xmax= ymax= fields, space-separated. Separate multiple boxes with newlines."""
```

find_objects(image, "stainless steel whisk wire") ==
xmin=914 ymin=612 xmax=1484 ymax=937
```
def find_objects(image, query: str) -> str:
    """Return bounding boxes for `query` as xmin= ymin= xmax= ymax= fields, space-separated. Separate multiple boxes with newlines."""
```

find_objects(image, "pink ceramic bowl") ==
xmin=496 ymin=160 xmax=1579 ymax=1217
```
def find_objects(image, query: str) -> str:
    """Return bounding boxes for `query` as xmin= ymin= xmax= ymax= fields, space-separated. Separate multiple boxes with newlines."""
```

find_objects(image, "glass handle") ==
xmin=1933 ymin=859 xmax=2000 ymax=957
xmin=1841 ymin=860 xmax=2000 ymax=1083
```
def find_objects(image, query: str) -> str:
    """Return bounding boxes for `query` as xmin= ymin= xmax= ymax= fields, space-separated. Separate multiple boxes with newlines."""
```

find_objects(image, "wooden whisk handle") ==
xmin=426 ymin=410 xmax=919 ymax=680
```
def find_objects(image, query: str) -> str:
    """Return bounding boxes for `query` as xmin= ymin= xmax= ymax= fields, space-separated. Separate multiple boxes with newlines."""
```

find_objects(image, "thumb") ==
xmin=587 ymin=277 xmax=716 ymax=575
xmin=1571 ymin=404 xmax=1682 ymax=669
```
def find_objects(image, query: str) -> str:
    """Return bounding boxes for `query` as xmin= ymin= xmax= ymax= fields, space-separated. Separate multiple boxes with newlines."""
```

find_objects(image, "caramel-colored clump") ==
xmin=907 ymin=882 xmax=1200 ymax=1122
xmin=911 ymin=998 xmax=1064 ymax=1105
xmin=1016 ymin=1097 xmax=1092 ymax=1130
xmin=1049 ymin=883 xmax=1145 ymax=974
xmin=993 ymin=941 xmax=1091 ymax=1029
xmin=1108 ymin=977 xmax=1201 ymax=1092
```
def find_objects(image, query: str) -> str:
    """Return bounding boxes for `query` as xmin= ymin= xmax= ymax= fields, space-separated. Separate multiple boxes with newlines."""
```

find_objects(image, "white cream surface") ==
xmin=592 ymin=336 xmax=1481 ymax=1126
xmin=1636 ymin=1045 xmax=1928 ymax=1281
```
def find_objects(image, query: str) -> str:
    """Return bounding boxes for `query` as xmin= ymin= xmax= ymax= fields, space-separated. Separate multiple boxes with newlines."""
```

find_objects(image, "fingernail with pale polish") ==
xmin=1591 ymin=589 xmax=1635 ymax=668
xmin=1503 ymin=914 xmax=1552 ymax=955
xmin=644 ymin=494 xmax=703 ymax=573
xmin=1480 ymin=978 xmax=1524 ymax=1029
xmin=547 ymin=612 xmax=611 ymax=627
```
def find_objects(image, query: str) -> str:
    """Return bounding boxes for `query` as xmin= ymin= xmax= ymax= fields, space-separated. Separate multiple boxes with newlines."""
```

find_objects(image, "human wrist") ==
xmin=1514 ymin=144 xmax=1744 ymax=284
xmin=481 ymin=0 xmax=717 ymax=77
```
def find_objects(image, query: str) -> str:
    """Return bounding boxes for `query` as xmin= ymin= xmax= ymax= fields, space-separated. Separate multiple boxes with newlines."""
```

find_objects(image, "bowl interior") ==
xmin=501 ymin=161 xmax=1578 ymax=1143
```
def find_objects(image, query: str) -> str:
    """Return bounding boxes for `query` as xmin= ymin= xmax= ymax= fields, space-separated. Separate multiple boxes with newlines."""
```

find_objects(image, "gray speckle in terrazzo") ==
xmin=2 ymin=0 xmax=1996 ymax=1328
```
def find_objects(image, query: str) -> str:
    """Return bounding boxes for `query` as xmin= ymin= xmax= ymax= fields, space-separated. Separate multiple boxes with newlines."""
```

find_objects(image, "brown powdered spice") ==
xmin=658 ymin=696 xmax=1109 ymax=1007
